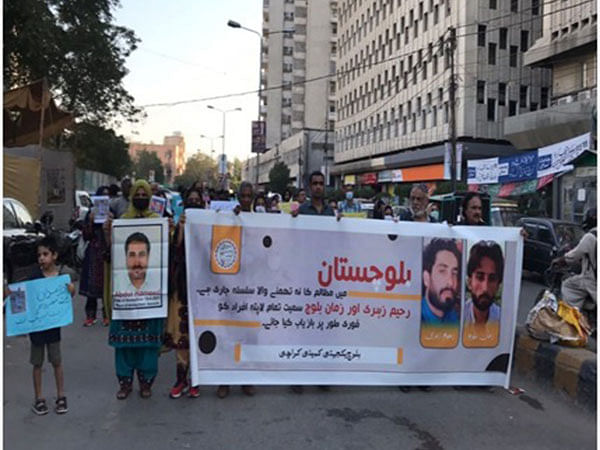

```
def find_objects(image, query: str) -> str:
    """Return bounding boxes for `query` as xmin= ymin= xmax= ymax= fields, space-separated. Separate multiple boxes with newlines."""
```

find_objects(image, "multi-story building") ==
xmin=504 ymin=0 xmax=596 ymax=221
xmin=333 ymin=0 xmax=551 ymax=190
xmin=245 ymin=0 xmax=338 ymax=187
xmin=129 ymin=132 xmax=186 ymax=184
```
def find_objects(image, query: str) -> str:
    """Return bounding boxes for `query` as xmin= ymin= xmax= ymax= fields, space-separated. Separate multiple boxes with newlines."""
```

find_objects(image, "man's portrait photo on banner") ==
xmin=463 ymin=240 xmax=505 ymax=348
xmin=112 ymin=222 xmax=165 ymax=317
xmin=420 ymin=237 xmax=463 ymax=348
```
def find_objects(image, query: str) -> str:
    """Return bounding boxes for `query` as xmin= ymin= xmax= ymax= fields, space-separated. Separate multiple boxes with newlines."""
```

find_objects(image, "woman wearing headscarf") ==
xmin=164 ymin=186 xmax=204 ymax=399
xmin=79 ymin=186 xmax=110 ymax=326
xmin=104 ymin=179 xmax=165 ymax=400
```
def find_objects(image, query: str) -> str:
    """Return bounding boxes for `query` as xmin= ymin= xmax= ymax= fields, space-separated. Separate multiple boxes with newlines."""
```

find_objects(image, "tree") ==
xmin=133 ymin=150 xmax=165 ymax=184
xmin=269 ymin=161 xmax=291 ymax=195
xmin=4 ymin=0 xmax=140 ymax=125
xmin=229 ymin=157 xmax=243 ymax=193
xmin=64 ymin=121 xmax=132 ymax=178
xmin=174 ymin=153 xmax=218 ymax=189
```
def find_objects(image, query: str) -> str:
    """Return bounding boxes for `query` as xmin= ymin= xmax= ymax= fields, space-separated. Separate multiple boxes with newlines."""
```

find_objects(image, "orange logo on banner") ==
xmin=210 ymin=225 xmax=242 ymax=274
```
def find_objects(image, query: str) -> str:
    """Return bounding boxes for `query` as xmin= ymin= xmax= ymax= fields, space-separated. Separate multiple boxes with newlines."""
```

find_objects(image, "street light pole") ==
xmin=227 ymin=20 xmax=294 ymax=188
xmin=200 ymin=134 xmax=223 ymax=159
xmin=207 ymin=105 xmax=241 ymax=189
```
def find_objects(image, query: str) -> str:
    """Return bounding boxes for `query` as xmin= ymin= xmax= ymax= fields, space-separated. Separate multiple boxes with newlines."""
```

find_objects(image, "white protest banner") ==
xmin=91 ymin=195 xmax=110 ymax=223
xmin=537 ymin=132 xmax=591 ymax=178
xmin=210 ymin=200 xmax=239 ymax=212
xmin=185 ymin=210 xmax=523 ymax=387
xmin=467 ymin=157 xmax=501 ymax=184
xmin=111 ymin=218 xmax=169 ymax=320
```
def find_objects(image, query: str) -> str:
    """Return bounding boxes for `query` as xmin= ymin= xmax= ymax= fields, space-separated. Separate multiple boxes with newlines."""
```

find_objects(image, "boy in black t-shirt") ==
xmin=22 ymin=237 xmax=75 ymax=415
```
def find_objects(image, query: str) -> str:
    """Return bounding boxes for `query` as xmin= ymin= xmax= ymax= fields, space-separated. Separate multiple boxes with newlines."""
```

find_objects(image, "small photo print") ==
xmin=9 ymin=287 xmax=27 ymax=314
xmin=463 ymin=240 xmax=504 ymax=348
xmin=420 ymin=237 xmax=463 ymax=349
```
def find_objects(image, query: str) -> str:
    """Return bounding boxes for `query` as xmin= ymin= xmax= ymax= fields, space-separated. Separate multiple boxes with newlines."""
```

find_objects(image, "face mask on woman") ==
xmin=430 ymin=210 xmax=440 ymax=221
xmin=345 ymin=191 xmax=354 ymax=201
xmin=132 ymin=197 xmax=150 ymax=211
xmin=255 ymin=206 xmax=266 ymax=213
xmin=384 ymin=214 xmax=394 ymax=221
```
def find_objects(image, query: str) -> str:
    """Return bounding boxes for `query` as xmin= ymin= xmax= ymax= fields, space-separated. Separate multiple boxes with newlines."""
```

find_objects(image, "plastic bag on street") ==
xmin=526 ymin=290 xmax=590 ymax=347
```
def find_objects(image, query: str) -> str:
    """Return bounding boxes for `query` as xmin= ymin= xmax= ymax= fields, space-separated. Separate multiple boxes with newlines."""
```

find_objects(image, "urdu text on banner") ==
xmin=185 ymin=210 xmax=523 ymax=388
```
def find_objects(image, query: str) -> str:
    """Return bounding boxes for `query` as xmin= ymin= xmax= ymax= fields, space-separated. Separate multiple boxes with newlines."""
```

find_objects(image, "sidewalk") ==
xmin=513 ymin=277 xmax=596 ymax=411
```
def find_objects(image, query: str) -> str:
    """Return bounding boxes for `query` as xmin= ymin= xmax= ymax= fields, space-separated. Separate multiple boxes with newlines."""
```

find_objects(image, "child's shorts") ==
xmin=30 ymin=342 xmax=61 ymax=366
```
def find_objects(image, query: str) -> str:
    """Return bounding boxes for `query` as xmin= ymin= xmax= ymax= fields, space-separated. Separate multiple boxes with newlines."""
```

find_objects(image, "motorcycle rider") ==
xmin=552 ymin=208 xmax=597 ymax=309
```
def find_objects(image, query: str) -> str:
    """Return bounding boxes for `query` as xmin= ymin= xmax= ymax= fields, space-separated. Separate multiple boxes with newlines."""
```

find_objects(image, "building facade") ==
xmin=129 ymin=132 xmax=186 ymax=184
xmin=504 ymin=0 xmax=597 ymax=221
xmin=246 ymin=0 xmax=337 ymax=187
xmin=334 ymin=0 xmax=551 ymax=188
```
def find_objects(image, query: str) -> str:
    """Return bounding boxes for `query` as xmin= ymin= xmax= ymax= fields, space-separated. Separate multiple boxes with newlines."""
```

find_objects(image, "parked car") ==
xmin=490 ymin=200 xmax=524 ymax=227
xmin=516 ymin=217 xmax=584 ymax=275
xmin=3 ymin=198 xmax=42 ymax=282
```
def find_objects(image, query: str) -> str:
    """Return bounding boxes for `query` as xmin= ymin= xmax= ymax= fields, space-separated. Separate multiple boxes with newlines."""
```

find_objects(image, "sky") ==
xmin=114 ymin=0 xmax=263 ymax=164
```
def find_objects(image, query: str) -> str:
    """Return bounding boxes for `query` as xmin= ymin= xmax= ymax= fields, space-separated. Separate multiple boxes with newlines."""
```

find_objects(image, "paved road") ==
xmin=4 ymin=278 xmax=596 ymax=450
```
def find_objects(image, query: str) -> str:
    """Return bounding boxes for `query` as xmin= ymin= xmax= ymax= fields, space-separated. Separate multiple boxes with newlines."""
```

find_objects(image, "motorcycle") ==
xmin=39 ymin=211 xmax=82 ymax=271
xmin=535 ymin=259 xmax=596 ymax=334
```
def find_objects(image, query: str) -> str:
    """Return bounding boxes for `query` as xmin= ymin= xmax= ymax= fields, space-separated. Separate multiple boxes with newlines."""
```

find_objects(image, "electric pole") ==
xmin=447 ymin=27 xmax=457 ymax=195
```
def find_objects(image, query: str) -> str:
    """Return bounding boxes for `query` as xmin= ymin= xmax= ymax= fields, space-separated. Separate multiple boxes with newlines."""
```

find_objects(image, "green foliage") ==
xmin=64 ymin=122 xmax=131 ymax=178
xmin=229 ymin=157 xmax=243 ymax=193
xmin=355 ymin=185 xmax=376 ymax=199
xmin=174 ymin=152 xmax=218 ymax=190
xmin=133 ymin=150 xmax=165 ymax=184
xmin=268 ymin=162 xmax=291 ymax=195
xmin=4 ymin=0 xmax=140 ymax=124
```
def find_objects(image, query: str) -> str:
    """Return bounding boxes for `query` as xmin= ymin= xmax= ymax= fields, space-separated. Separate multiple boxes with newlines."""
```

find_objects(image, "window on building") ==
xmin=520 ymin=85 xmax=528 ymax=108
xmin=530 ymin=102 xmax=538 ymax=112
xmin=490 ymin=0 xmax=497 ymax=9
xmin=477 ymin=80 xmax=485 ymax=104
xmin=499 ymin=27 xmax=507 ymax=49
xmin=511 ymin=0 xmax=518 ymax=12
xmin=443 ymin=102 xmax=449 ymax=123
xmin=532 ymin=0 xmax=539 ymax=15
xmin=498 ymin=83 xmax=506 ymax=106
xmin=423 ymin=13 xmax=428 ymax=31
xmin=432 ymin=54 xmax=438 ymax=74
xmin=438 ymin=87 xmax=443 ymax=102
xmin=509 ymin=100 xmax=517 ymax=116
xmin=487 ymin=98 xmax=496 ymax=121
xmin=510 ymin=46 xmax=518 ymax=67
xmin=478 ymin=25 xmax=486 ymax=47
xmin=541 ymin=87 xmax=549 ymax=108
xmin=432 ymin=105 xmax=437 ymax=126
xmin=520 ymin=30 xmax=529 ymax=52
xmin=434 ymin=5 xmax=439 ymax=24
xmin=488 ymin=43 xmax=496 ymax=65
xmin=411 ymin=113 xmax=416 ymax=132
xmin=423 ymin=61 xmax=427 ymax=79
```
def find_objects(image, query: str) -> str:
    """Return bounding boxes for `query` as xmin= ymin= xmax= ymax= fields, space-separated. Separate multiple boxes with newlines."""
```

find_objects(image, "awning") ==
xmin=4 ymin=79 xmax=73 ymax=147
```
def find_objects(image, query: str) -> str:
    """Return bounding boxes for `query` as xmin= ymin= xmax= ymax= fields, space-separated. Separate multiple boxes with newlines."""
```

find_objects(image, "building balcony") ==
xmin=503 ymin=90 xmax=596 ymax=150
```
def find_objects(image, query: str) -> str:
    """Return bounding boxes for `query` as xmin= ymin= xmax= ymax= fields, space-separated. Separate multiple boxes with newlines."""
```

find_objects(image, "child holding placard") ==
xmin=27 ymin=237 xmax=75 ymax=415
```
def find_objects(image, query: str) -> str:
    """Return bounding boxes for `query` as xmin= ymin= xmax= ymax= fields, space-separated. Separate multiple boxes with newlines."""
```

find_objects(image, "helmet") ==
xmin=582 ymin=208 xmax=597 ymax=231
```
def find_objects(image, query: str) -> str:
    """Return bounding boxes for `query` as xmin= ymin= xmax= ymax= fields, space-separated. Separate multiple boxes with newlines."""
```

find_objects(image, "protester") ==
xmin=104 ymin=179 xmax=165 ymax=400
xmin=164 ymin=187 xmax=204 ymax=399
xmin=150 ymin=182 xmax=160 ymax=196
xmin=459 ymin=192 xmax=485 ymax=225
xmin=338 ymin=185 xmax=361 ymax=213
xmin=217 ymin=181 xmax=258 ymax=399
xmin=399 ymin=183 xmax=437 ymax=222
xmin=283 ymin=190 xmax=292 ymax=202
xmin=254 ymin=192 xmax=267 ymax=213
xmin=373 ymin=199 xmax=386 ymax=219
xmin=24 ymin=236 xmax=75 ymax=415
xmin=295 ymin=188 xmax=307 ymax=205
xmin=328 ymin=199 xmax=338 ymax=214
xmin=291 ymin=171 xmax=336 ymax=393
xmin=293 ymin=172 xmax=335 ymax=217
xmin=108 ymin=184 xmax=120 ymax=199
xmin=80 ymin=186 xmax=109 ymax=327
xmin=109 ymin=177 xmax=132 ymax=219
xmin=383 ymin=205 xmax=394 ymax=220
xmin=269 ymin=194 xmax=282 ymax=213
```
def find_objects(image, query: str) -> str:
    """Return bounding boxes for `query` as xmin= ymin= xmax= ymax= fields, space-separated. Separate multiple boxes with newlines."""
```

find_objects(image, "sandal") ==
xmin=32 ymin=398 xmax=49 ymax=415
xmin=116 ymin=383 xmax=132 ymax=400
xmin=216 ymin=385 xmax=230 ymax=399
xmin=55 ymin=396 xmax=68 ymax=414
xmin=140 ymin=383 xmax=152 ymax=399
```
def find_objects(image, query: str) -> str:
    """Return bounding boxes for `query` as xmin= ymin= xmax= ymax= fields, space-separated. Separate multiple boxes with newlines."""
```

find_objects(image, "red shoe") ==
xmin=188 ymin=386 xmax=201 ymax=398
xmin=169 ymin=381 xmax=188 ymax=399
xmin=83 ymin=318 xmax=94 ymax=327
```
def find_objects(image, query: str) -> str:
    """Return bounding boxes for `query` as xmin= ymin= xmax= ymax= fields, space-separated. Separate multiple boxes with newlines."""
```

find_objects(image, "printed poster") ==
xmin=91 ymin=195 xmax=110 ymax=223
xmin=111 ymin=218 xmax=169 ymax=320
